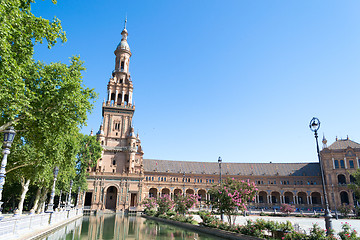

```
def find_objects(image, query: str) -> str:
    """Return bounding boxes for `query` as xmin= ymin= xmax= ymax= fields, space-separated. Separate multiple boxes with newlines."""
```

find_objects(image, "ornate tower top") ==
xmin=322 ymin=134 xmax=327 ymax=149
xmin=116 ymin=18 xmax=130 ymax=52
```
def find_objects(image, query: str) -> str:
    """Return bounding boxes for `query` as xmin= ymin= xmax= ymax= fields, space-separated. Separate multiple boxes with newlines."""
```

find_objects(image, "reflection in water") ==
xmin=42 ymin=215 xmax=219 ymax=240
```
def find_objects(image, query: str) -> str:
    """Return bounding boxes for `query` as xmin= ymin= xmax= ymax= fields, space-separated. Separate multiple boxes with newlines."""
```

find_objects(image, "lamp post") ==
xmin=218 ymin=156 xmax=224 ymax=221
xmin=331 ymin=184 xmax=338 ymax=220
xmin=67 ymin=180 xmax=73 ymax=209
xmin=46 ymin=166 xmax=59 ymax=213
xmin=183 ymin=172 xmax=185 ymax=196
xmin=309 ymin=117 xmax=332 ymax=234
xmin=0 ymin=126 xmax=16 ymax=219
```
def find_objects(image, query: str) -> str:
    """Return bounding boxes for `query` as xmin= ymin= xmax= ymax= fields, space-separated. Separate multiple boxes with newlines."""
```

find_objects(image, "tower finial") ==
xmin=124 ymin=16 xmax=127 ymax=30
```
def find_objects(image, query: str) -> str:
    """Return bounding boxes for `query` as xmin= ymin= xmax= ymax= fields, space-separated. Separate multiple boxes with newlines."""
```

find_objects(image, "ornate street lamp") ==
xmin=183 ymin=172 xmax=185 ymax=196
xmin=309 ymin=117 xmax=332 ymax=235
xmin=218 ymin=156 xmax=224 ymax=221
xmin=46 ymin=166 xmax=59 ymax=213
xmin=67 ymin=180 xmax=73 ymax=209
xmin=0 ymin=126 xmax=16 ymax=219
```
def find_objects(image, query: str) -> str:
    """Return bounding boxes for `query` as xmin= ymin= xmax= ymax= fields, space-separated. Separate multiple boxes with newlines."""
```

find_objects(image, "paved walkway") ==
xmin=192 ymin=215 xmax=360 ymax=235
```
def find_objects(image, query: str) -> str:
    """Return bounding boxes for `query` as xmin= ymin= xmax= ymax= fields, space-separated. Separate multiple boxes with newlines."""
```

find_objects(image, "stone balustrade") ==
xmin=0 ymin=208 xmax=83 ymax=239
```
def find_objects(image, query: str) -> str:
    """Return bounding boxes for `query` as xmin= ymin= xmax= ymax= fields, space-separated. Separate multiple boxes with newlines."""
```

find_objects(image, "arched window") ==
xmin=112 ymin=160 xmax=116 ymax=165
xmin=350 ymin=175 xmax=356 ymax=183
xmin=334 ymin=160 xmax=339 ymax=169
xmin=340 ymin=160 xmax=345 ymax=169
xmin=340 ymin=191 xmax=349 ymax=205
xmin=121 ymin=61 xmax=124 ymax=71
xmin=338 ymin=174 xmax=346 ymax=185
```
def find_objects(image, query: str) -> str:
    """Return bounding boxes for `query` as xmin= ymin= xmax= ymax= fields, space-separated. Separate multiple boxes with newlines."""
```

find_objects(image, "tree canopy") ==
xmin=0 ymin=0 xmax=101 ymax=213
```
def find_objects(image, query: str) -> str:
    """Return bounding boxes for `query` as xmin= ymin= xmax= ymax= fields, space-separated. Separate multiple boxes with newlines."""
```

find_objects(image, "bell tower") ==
xmin=96 ymin=19 xmax=144 ymax=175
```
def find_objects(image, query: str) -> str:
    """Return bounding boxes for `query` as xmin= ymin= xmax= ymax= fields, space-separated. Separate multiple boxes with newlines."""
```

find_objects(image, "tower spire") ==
xmin=124 ymin=16 xmax=127 ymax=30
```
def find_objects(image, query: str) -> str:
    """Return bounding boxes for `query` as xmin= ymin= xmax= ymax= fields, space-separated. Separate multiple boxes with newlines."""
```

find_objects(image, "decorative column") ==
xmin=67 ymin=180 xmax=73 ymax=209
xmin=115 ymin=90 xmax=118 ymax=104
xmin=76 ymin=187 xmax=81 ymax=208
xmin=46 ymin=166 xmax=59 ymax=213
xmin=58 ymin=190 xmax=62 ymax=209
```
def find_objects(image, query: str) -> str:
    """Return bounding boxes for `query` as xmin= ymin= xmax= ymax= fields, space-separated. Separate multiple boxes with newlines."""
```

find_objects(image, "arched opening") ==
xmin=338 ymin=174 xmax=347 ymax=185
xmin=110 ymin=93 xmax=115 ymax=105
xmin=149 ymin=188 xmax=157 ymax=198
xmin=161 ymin=188 xmax=170 ymax=196
xmin=124 ymin=94 xmax=129 ymax=105
xmin=174 ymin=189 xmax=182 ymax=198
xmin=84 ymin=192 xmax=92 ymax=207
xmin=258 ymin=191 xmax=267 ymax=203
xmin=340 ymin=191 xmax=349 ymax=205
xmin=105 ymin=186 xmax=117 ymax=209
xmin=186 ymin=189 xmax=194 ymax=195
xmin=271 ymin=191 xmax=280 ymax=204
xmin=298 ymin=192 xmax=307 ymax=205
xmin=350 ymin=175 xmax=356 ymax=183
xmin=284 ymin=192 xmax=293 ymax=204
xmin=311 ymin=192 xmax=321 ymax=205
xmin=198 ymin=189 xmax=206 ymax=202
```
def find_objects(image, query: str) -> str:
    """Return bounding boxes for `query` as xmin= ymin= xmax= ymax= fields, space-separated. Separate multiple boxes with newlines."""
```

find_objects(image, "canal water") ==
xmin=41 ymin=214 xmax=221 ymax=240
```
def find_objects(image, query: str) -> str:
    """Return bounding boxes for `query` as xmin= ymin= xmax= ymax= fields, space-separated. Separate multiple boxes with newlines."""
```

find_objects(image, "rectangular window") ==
xmin=340 ymin=160 xmax=345 ymax=169
xmin=349 ymin=160 xmax=354 ymax=168
xmin=335 ymin=160 xmax=339 ymax=169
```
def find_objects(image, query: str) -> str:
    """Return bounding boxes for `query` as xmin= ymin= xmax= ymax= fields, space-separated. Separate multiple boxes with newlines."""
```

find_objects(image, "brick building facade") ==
xmin=85 ymin=24 xmax=359 ymax=213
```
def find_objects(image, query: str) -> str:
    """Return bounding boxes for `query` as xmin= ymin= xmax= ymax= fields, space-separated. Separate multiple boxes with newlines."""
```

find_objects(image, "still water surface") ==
xmin=41 ymin=215 xmax=220 ymax=240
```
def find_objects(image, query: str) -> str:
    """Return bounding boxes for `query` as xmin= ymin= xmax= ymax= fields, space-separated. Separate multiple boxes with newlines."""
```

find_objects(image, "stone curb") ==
xmin=142 ymin=215 xmax=264 ymax=240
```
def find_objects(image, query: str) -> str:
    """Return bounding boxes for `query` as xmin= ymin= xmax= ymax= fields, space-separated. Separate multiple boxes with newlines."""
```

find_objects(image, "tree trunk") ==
xmin=31 ymin=187 xmax=42 ymax=212
xmin=18 ymin=177 xmax=30 ymax=215
xmin=36 ymin=188 xmax=48 ymax=213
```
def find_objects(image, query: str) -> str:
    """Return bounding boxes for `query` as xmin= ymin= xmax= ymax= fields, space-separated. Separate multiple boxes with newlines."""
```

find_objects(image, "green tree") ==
xmin=349 ymin=169 xmax=360 ymax=209
xmin=73 ymin=133 xmax=102 ymax=191
xmin=0 ymin=0 xmax=98 ymax=213
xmin=0 ymin=0 xmax=66 ymax=131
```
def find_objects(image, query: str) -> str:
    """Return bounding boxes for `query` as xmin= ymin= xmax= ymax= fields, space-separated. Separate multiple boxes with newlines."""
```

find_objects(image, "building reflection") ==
xmin=80 ymin=215 xmax=208 ymax=240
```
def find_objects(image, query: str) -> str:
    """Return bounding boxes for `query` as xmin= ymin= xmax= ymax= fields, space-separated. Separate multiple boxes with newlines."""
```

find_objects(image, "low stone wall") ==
xmin=0 ymin=208 xmax=83 ymax=240
xmin=142 ymin=215 xmax=264 ymax=240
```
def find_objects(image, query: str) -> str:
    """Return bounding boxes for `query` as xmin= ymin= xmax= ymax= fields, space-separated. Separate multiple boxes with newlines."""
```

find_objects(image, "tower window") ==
xmin=113 ymin=160 xmax=116 ymax=165
xmin=121 ymin=61 xmax=124 ymax=71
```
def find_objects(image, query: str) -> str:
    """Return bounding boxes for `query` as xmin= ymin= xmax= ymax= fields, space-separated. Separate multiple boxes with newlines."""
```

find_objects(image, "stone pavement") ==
xmin=192 ymin=215 xmax=360 ymax=235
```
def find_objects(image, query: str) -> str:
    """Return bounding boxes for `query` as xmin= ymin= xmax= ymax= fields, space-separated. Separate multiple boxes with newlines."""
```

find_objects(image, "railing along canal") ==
xmin=0 ymin=208 xmax=83 ymax=239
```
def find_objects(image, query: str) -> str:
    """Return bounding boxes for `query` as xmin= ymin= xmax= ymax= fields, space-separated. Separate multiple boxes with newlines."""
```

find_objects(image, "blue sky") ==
xmin=33 ymin=0 xmax=360 ymax=163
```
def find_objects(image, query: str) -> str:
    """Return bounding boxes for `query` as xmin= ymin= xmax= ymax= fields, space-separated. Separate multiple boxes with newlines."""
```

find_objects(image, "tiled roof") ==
xmin=327 ymin=139 xmax=360 ymax=150
xmin=143 ymin=159 xmax=320 ymax=177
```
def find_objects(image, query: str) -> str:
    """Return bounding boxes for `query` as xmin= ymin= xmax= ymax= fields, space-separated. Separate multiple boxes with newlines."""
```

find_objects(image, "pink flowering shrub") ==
xmin=338 ymin=222 xmax=359 ymax=240
xmin=174 ymin=194 xmax=199 ymax=215
xmin=157 ymin=194 xmax=174 ymax=214
xmin=142 ymin=197 xmax=157 ymax=212
xmin=280 ymin=204 xmax=296 ymax=215
xmin=208 ymin=178 xmax=257 ymax=225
